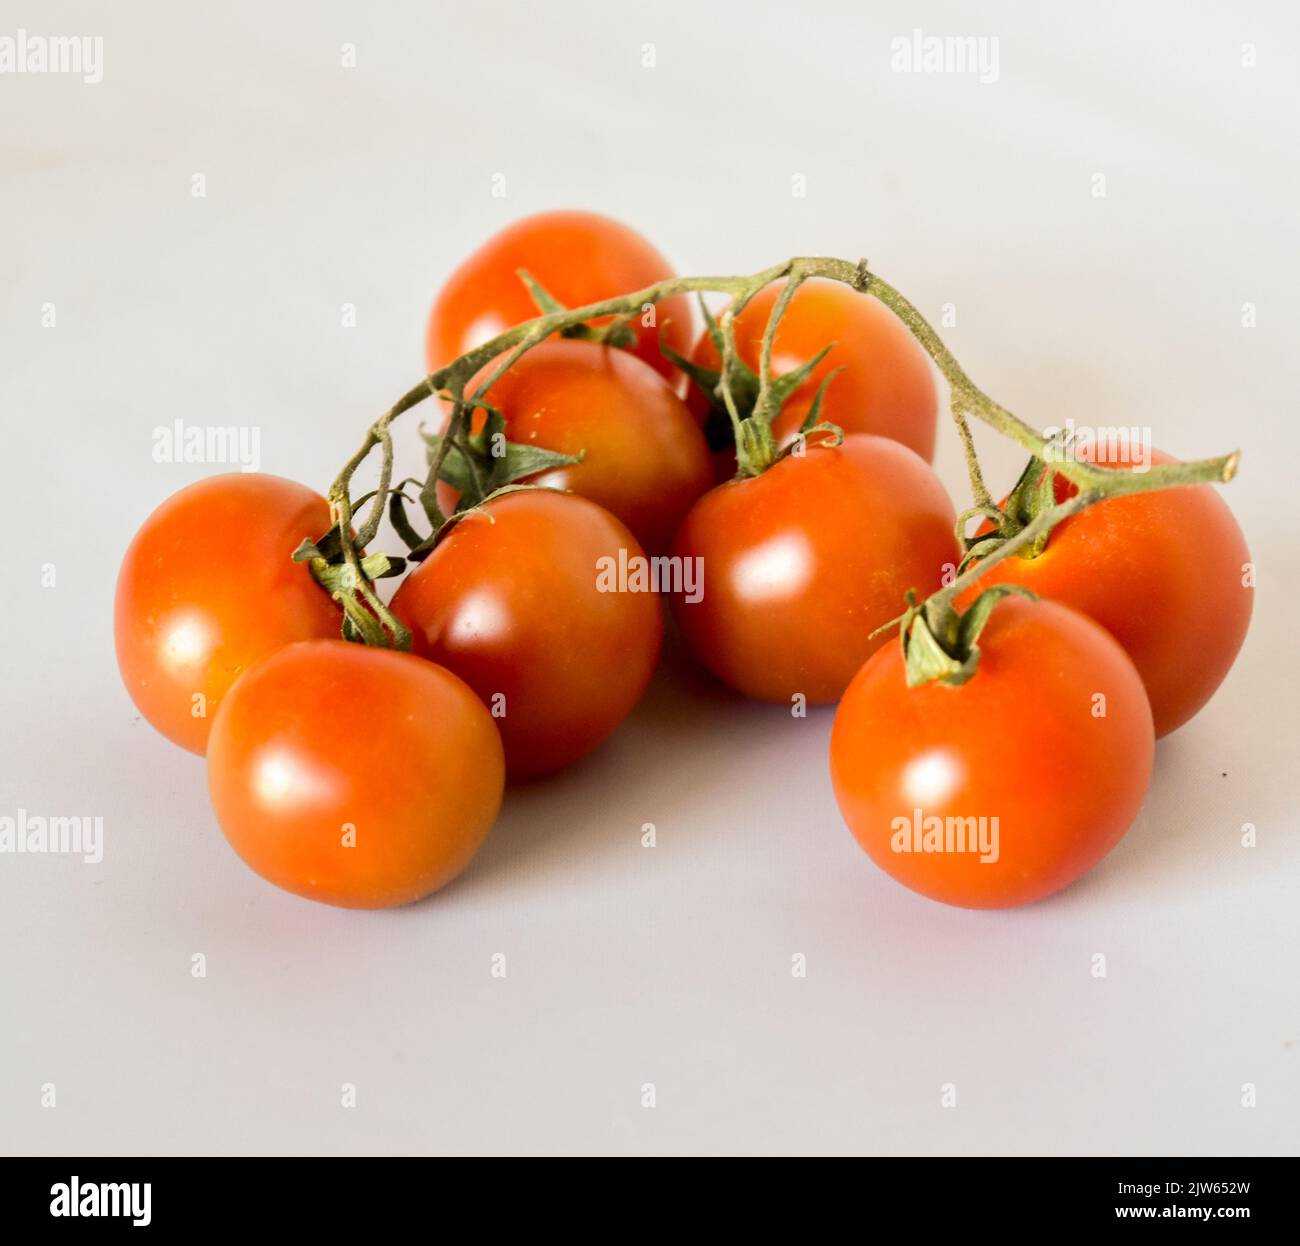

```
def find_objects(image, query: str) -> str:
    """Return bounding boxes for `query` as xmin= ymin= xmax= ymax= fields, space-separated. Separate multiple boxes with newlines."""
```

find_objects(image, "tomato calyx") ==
xmin=662 ymin=296 xmax=836 ymax=475
xmin=292 ymin=530 xmax=410 ymax=650
xmin=957 ymin=455 xmax=1056 ymax=571
xmin=899 ymin=584 xmax=1038 ymax=688
xmin=518 ymin=269 xmax=638 ymax=350
xmin=419 ymin=399 xmax=583 ymax=513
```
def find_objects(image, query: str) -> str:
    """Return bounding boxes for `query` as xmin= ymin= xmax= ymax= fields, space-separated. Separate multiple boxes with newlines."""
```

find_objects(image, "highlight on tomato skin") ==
xmin=669 ymin=433 xmax=961 ymax=705
xmin=435 ymin=338 xmax=713 ymax=556
xmin=829 ymin=596 xmax=1156 ymax=910
xmin=964 ymin=446 xmax=1253 ymax=737
xmin=391 ymin=489 xmax=663 ymax=781
xmin=206 ymin=639 xmax=505 ymax=910
xmin=113 ymin=473 xmax=342 ymax=756
xmin=685 ymin=276 xmax=939 ymax=464
xmin=424 ymin=209 xmax=694 ymax=386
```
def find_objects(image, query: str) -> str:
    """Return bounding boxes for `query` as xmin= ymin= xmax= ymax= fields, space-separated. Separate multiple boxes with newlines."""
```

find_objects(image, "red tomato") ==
xmin=207 ymin=640 xmax=503 ymax=908
xmin=438 ymin=340 xmax=712 ymax=555
xmin=670 ymin=435 xmax=960 ymax=703
xmin=391 ymin=490 xmax=662 ymax=779
xmin=686 ymin=277 xmax=938 ymax=462
xmin=965 ymin=448 xmax=1252 ymax=736
xmin=425 ymin=210 xmax=692 ymax=385
xmin=114 ymin=474 xmax=341 ymax=755
xmin=830 ymin=597 xmax=1155 ymax=909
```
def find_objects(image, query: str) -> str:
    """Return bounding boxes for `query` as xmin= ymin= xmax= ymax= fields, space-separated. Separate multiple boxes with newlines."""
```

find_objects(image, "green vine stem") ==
xmin=321 ymin=255 xmax=1240 ymax=649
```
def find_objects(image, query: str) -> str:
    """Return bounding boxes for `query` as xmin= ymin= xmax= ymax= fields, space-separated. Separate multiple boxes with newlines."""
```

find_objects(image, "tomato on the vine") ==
xmin=438 ymin=339 xmax=712 ymax=555
xmin=391 ymin=490 xmax=662 ymax=779
xmin=425 ymin=210 xmax=693 ymax=385
xmin=207 ymin=640 xmax=503 ymax=908
xmin=964 ymin=447 xmax=1252 ymax=736
xmin=670 ymin=434 xmax=960 ymax=703
xmin=830 ymin=596 xmax=1155 ymax=909
xmin=114 ymin=473 xmax=342 ymax=755
xmin=685 ymin=277 xmax=938 ymax=462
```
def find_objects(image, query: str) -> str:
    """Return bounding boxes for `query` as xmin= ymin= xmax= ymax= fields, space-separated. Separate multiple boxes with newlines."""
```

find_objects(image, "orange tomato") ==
xmin=114 ymin=474 xmax=341 ymax=754
xmin=831 ymin=597 xmax=1155 ymax=908
xmin=391 ymin=490 xmax=662 ymax=779
xmin=437 ymin=340 xmax=712 ymax=555
xmin=686 ymin=277 xmax=938 ymax=462
xmin=207 ymin=640 xmax=503 ymax=908
xmin=966 ymin=448 xmax=1252 ymax=735
xmin=670 ymin=435 xmax=959 ymax=703
xmin=425 ymin=210 xmax=692 ymax=385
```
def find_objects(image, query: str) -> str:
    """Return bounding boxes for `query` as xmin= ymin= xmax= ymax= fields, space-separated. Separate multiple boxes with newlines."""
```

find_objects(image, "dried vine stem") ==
xmin=322 ymin=256 xmax=1240 ymax=647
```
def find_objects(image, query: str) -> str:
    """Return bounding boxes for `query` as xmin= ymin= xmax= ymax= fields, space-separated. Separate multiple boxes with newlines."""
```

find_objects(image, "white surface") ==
xmin=2 ymin=0 xmax=1297 ymax=1156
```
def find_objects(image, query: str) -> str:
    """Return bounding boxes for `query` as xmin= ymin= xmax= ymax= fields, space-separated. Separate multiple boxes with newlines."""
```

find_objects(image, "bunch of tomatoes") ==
xmin=114 ymin=211 xmax=1253 ymax=911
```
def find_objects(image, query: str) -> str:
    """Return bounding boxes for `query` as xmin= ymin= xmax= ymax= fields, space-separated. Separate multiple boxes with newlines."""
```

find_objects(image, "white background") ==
xmin=2 ymin=1 xmax=1297 ymax=1156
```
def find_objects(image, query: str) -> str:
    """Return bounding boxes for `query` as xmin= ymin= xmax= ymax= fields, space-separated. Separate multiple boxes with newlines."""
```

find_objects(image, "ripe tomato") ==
xmin=114 ymin=474 xmax=341 ymax=755
xmin=686 ymin=277 xmax=938 ymax=462
xmin=438 ymin=340 xmax=712 ymax=555
xmin=670 ymin=435 xmax=960 ymax=703
xmin=391 ymin=490 xmax=662 ymax=779
xmin=207 ymin=640 xmax=503 ymax=908
xmin=964 ymin=448 xmax=1252 ymax=736
xmin=830 ymin=597 xmax=1155 ymax=909
xmin=425 ymin=210 xmax=692 ymax=385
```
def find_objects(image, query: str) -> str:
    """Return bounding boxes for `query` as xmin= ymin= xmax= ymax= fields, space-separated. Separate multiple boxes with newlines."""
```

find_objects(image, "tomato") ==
xmin=686 ymin=277 xmax=938 ymax=462
xmin=437 ymin=339 xmax=712 ymax=555
xmin=391 ymin=490 xmax=662 ymax=779
xmin=670 ymin=435 xmax=960 ymax=703
xmin=114 ymin=474 xmax=342 ymax=755
xmin=425 ymin=210 xmax=692 ymax=385
xmin=830 ymin=596 xmax=1155 ymax=909
xmin=207 ymin=640 xmax=502 ymax=908
xmin=964 ymin=448 xmax=1252 ymax=736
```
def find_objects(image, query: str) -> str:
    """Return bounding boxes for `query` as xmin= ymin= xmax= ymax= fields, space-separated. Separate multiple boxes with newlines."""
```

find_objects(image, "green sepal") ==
xmin=900 ymin=584 xmax=1038 ymax=689
xmin=517 ymin=270 xmax=637 ymax=349
xmin=764 ymin=342 xmax=834 ymax=415
xmin=421 ymin=424 xmax=582 ymax=511
xmin=1002 ymin=456 xmax=1057 ymax=556
xmin=798 ymin=367 xmax=846 ymax=433
xmin=310 ymin=552 xmax=405 ymax=596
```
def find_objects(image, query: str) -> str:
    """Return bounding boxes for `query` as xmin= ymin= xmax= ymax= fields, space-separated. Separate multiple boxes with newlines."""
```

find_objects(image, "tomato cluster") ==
xmin=115 ymin=211 xmax=1253 ymax=911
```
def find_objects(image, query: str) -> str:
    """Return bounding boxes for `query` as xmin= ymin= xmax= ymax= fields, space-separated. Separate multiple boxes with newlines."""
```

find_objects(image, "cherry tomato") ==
xmin=391 ymin=490 xmax=662 ymax=779
xmin=425 ymin=210 xmax=692 ymax=385
xmin=114 ymin=473 xmax=342 ymax=755
xmin=830 ymin=597 xmax=1155 ymax=909
xmin=965 ymin=448 xmax=1252 ymax=736
xmin=439 ymin=340 xmax=712 ymax=555
xmin=686 ymin=277 xmax=938 ymax=462
xmin=670 ymin=435 xmax=960 ymax=703
xmin=207 ymin=640 xmax=503 ymax=908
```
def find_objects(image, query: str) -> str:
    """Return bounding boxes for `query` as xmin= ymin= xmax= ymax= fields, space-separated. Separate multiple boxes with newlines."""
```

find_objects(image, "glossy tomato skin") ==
xmin=439 ymin=340 xmax=712 ymax=555
xmin=207 ymin=640 xmax=503 ymax=908
xmin=966 ymin=449 xmax=1252 ymax=736
xmin=670 ymin=435 xmax=960 ymax=703
xmin=391 ymin=490 xmax=662 ymax=780
xmin=687 ymin=277 xmax=938 ymax=462
xmin=114 ymin=474 xmax=341 ymax=755
xmin=425 ymin=210 xmax=692 ymax=385
xmin=830 ymin=597 xmax=1155 ymax=909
